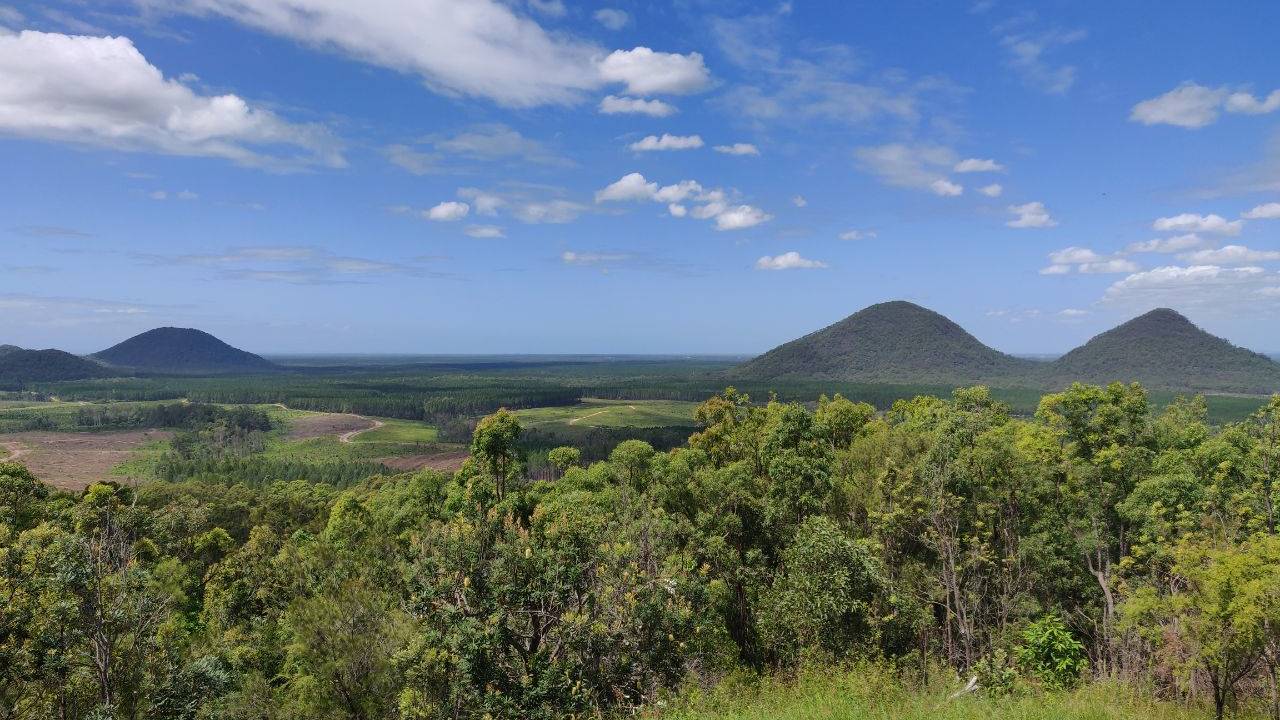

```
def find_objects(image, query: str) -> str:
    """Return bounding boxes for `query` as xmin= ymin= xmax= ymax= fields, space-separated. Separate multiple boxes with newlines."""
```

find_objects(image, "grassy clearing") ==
xmin=656 ymin=665 xmax=1233 ymax=720
xmin=348 ymin=418 xmax=439 ymax=444
xmin=515 ymin=398 xmax=700 ymax=430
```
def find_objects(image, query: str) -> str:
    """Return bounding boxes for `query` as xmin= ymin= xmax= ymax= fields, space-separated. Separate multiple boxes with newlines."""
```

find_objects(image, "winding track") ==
xmin=339 ymin=417 xmax=384 ymax=443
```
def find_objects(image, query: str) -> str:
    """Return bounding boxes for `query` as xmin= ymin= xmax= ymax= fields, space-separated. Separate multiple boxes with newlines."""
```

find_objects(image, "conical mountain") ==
xmin=1042 ymin=308 xmax=1280 ymax=393
xmin=732 ymin=301 xmax=1036 ymax=386
xmin=0 ymin=348 xmax=116 ymax=385
xmin=93 ymin=327 xmax=278 ymax=375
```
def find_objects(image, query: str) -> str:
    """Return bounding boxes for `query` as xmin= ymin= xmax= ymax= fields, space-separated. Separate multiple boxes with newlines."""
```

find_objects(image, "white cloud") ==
xmin=838 ymin=229 xmax=877 ymax=241
xmin=594 ymin=172 xmax=770 ymax=230
xmin=430 ymin=123 xmax=565 ymax=165
xmin=1130 ymin=83 xmax=1228 ymax=128
xmin=454 ymin=186 xmax=583 ymax=224
xmin=628 ymin=133 xmax=704 ymax=152
xmin=791 ymin=195 xmax=807 ymax=207
xmin=526 ymin=0 xmax=565 ymax=17
xmin=714 ymin=142 xmax=760 ymax=156
xmin=149 ymin=0 xmax=610 ymax=107
xmin=1226 ymin=89 xmax=1280 ymax=115
xmin=1243 ymin=202 xmax=1280 ymax=220
xmin=465 ymin=224 xmax=505 ymax=238
xmin=149 ymin=190 xmax=168 ymax=201
xmin=1179 ymin=245 xmax=1280 ymax=265
xmin=1126 ymin=233 xmax=1206 ymax=253
xmin=511 ymin=199 xmax=584 ymax=224
xmin=755 ymin=251 xmax=827 ymax=270
xmin=595 ymin=172 xmax=658 ymax=202
xmin=978 ymin=183 xmax=1003 ymax=197
xmin=598 ymin=47 xmax=711 ymax=96
xmin=1080 ymin=259 xmax=1141 ymax=274
xmin=176 ymin=189 xmax=198 ymax=200
xmin=1040 ymin=248 xmax=1136 ymax=274
xmin=855 ymin=143 xmax=963 ymax=196
xmin=1058 ymin=308 xmax=1089 ymax=318
xmin=598 ymin=95 xmax=676 ymax=117
xmin=1007 ymin=201 xmax=1057 ymax=228
xmin=384 ymin=144 xmax=437 ymax=174
xmin=562 ymin=250 xmax=629 ymax=266
xmin=456 ymin=188 xmax=505 ymax=215
xmin=1102 ymin=264 xmax=1275 ymax=310
xmin=1152 ymin=212 xmax=1243 ymax=235
xmin=954 ymin=157 xmax=1004 ymax=173
xmin=425 ymin=201 xmax=470 ymax=221
xmin=715 ymin=205 xmax=772 ymax=231
xmin=1131 ymin=83 xmax=1280 ymax=129
xmin=0 ymin=30 xmax=342 ymax=169
xmin=1048 ymin=247 xmax=1103 ymax=264
xmin=1040 ymin=264 xmax=1071 ymax=275
xmin=593 ymin=8 xmax=629 ymax=30
xmin=1000 ymin=28 xmax=1085 ymax=95
xmin=930 ymin=179 xmax=964 ymax=196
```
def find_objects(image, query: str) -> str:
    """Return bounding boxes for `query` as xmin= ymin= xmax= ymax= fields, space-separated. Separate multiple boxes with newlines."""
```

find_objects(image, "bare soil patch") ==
xmin=375 ymin=450 xmax=469 ymax=473
xmin=286 ymin=413 xmax=378 ymax=441
xmin=0 ymin=430 xmax=172 ymax=491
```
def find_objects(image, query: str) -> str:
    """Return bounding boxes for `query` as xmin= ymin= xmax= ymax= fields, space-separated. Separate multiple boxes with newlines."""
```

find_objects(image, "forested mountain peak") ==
xmin=1042 ymin=307 xmax=1280 ymax=393
xmin=0 ymin=347 xmax=116 ymax=387
xmin=92 ymin=327 xmax=278 ymax=374
xmin=731 ymin=300 xmax=1036 ymax=386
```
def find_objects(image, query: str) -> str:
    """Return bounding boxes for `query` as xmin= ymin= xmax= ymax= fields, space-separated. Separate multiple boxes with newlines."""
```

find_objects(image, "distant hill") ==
xmin=731 ymin=301 xmax=1038 ymax=386
xmin=0 ymin=347 xmax=116 ymax=386
xmin=93 ymin=327 xmax=278 ymax=375
xmin=1041 ymin=308 xmax=1280 ymax=394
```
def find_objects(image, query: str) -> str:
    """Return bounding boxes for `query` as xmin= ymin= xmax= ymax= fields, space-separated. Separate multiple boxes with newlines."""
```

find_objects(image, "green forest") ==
xmin=3 ymin=382 xmax=1280 ymax=719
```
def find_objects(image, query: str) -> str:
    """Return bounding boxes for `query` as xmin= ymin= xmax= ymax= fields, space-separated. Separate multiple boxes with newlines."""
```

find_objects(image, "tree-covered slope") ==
xmin=93 ymin=327 xmax=278 ymax=374
xmin=0 ymin=347 xmax=116 ymax=385
xmin=731 ymin=300 xmax=1038 ymax=386
xmin=1041 ymin=308 xmax=1280 ymax=393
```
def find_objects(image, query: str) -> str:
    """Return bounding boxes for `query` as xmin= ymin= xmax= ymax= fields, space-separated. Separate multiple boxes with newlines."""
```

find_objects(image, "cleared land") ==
xmin=515 ymin=398 xmax=700 ymax=429
xmin=270 ymin=408 xmax=464 ymax=471
xmin=0 ymin=430 xmax=172 ymax=491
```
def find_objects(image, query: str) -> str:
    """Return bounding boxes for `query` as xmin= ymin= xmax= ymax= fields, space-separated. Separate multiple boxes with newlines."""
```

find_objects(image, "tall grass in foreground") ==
xmin=654 ymin=664 xmax=1259 ymax=720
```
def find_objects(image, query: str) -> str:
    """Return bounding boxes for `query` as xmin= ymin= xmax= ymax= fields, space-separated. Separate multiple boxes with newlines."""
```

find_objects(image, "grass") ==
xmin=654 ymin=664 xmax=1241 ymax=720
xmin=515 ymin=398 xmax=701 ymax=430
xmin=348 ymin=418 xmax=439 ymax=444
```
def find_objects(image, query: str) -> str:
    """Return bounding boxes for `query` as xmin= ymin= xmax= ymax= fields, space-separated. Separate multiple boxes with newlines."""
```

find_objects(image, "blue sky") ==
xmin=2 ymin=1 xmax=1279 ymax=355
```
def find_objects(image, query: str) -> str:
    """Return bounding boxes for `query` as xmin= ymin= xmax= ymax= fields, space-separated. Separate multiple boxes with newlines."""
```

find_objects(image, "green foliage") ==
xmin=1015 ymin=616 xmax=1087 ymax=689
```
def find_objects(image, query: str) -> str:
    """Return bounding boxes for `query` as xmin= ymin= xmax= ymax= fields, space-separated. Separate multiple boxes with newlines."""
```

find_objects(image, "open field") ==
xmin=655 ymin=666 xmax=1232 ymax=720
xmin=0 ymin=429 xmax=172 ymax=491
xmin=515 ymin=398 xmax=701 ymax=429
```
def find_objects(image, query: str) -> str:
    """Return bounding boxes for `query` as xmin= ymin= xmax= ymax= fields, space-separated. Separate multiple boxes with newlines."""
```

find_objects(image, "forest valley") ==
xmin=2 ymin=382 xmax=1280 ymax=720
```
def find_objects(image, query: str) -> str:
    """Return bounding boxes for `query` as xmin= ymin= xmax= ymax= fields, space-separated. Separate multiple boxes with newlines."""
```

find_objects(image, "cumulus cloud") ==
xmin=1102 ymin=264 xmax=1276 ymax=311
xmin=598 ymin=95 xmax=676 ymax=117
xmin=855 ymin=143 xmax=964 ymax=196
xmin=1007 ymin=201 xmax=1057 ymax=228
xmin=1126 ymin=233 xmax=1206 ymax=253
xmin=1243 ymin=202 xmax=1280 ymax=220
xmin=593 ymin=8 xmax=629 ymax=30
xmin=0 ymin=30 xmax=343 ymax=169
xmin=954 ymin=158 xmax=1004 ymax=173
xmin=1131 ymin=82 xmax=1280 ymax=128
xmin=755 ymin=251 xmax=827 ymax=270
xmin=1040 ymin=246 xmax=1137 ymax=274
xmin=978 ymin=183 xmax=1003 ymax=197
xmin=425 ymin=201 xmax=470 ymax=221
xmin=716 ymin=205 xmax=772 ymax=230
xmin=594 ymin=172 xmax=770 ymax=230
xmin=1179 ymin=245 xmax=1280 ymax=265
xmin=465 ymin=225 xmax=505 ymax=238
xmin=1152 ymin=212 xmax=1243 ymax=235
xmin=598 ymin=47 xmax=711 ymax=95
xmin=714 ymin=142 xmax=760 ymax=156
xmin=628 ymin=133 xmax=704 ymax=151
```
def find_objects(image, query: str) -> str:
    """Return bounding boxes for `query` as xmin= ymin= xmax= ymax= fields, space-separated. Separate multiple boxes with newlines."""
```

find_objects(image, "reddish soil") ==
xmin=375 ymin=450 xmax=470 ymax=473
xmin=285 ymin=413 xmax=377 ymax=441
xmin=0 ymin=430 xmax=172 ymax=491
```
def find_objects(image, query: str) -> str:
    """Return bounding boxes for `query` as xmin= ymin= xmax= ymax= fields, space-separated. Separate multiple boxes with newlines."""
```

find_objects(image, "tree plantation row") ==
xmin=2 ymin=382 xmax=1280 ymax=719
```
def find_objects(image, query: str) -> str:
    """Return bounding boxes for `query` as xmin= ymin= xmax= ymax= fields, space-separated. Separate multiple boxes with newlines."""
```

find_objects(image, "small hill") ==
xmin=93 ymin=327 xmax=278 ymax=375
xmin=731 ymin=301 xmax=1037 ymax=386
xmin=1042 ymin=308 xmax=1280 ymax=394
xmin=0 ymin=348 xmax=116 ymax=386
